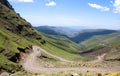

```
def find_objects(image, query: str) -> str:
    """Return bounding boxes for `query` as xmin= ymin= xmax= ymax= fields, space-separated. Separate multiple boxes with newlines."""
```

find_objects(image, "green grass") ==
xmin=43 ymin=43 xmax=82 ymax=61
xmin=80 ymin=32 xmax=120 ymax=50
xmin=42 ymin=35 xmax=83 ymax=61
xmin=0 ymin=54 xmax=20 ymax=72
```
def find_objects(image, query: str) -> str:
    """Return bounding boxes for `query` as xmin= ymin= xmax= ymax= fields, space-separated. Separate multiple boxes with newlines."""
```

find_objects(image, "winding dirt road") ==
xmin=22 ymin=46 xmax=120 ymax=73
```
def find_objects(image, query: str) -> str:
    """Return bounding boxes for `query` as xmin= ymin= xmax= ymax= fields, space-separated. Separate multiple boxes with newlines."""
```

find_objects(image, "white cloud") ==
xmin=110 ymin=0 xmax=114 ymax=4
xmin=45 ymin=1 xmax=56 ymax=6
xmin=113 ymin=0 xmax=120 ymax=13
xmin=88 ymin=3 xmax=110 ymax=11
xmin=9 ymin=0 xmax=34 ymax=3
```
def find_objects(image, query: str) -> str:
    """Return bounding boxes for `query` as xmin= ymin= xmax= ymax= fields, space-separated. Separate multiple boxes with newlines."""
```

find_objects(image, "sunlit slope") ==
xmin=43 ymin=35 xmax=82 ymax=61
xmin=79 ymin=32 xmax=120 ymax=61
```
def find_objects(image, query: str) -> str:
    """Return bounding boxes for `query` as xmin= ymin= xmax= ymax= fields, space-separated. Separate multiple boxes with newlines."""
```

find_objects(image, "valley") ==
xmin=0 ymin=0 xmax=120 ymax=76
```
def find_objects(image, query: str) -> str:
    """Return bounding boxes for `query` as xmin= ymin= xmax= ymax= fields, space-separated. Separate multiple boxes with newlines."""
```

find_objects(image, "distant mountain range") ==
xmin=34 ymin=26 xmax=117 ymax=43
xmin=34 ymin=26 xmax=89 ymax=37
xmin=70 ymin=29 xmax=117 ymax=43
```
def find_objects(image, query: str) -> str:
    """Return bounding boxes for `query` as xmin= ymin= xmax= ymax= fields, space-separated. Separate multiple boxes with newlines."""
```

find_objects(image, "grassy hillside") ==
xmin=80 ymin=32 xmax=120 ymax=50
xmin=0 ymin=2 xmax=45 ymax=71
xmin=79 ymin=32 xmax=120 ymax=61
xmin=70 ymin=29 xmax=117 ymax=43
xmin=42 ymin=34 xmax=82 ymax=60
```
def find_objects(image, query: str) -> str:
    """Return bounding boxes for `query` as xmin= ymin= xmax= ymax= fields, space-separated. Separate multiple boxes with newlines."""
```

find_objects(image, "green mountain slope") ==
xmin=0 ymin=0 xmax=46 ymax=72
xmin=42 ymin=35 xmax=82 ymax=60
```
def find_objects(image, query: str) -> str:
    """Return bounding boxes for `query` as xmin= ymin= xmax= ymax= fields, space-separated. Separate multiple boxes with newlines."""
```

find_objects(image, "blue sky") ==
xmin=8 ymin=0 xmax=120 ymax=29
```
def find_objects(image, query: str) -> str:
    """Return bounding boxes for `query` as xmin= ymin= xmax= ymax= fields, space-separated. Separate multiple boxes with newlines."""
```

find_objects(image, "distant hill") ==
xmin=34 ymin=26 xmax=117 ymax=43
xmin=70 ymin=29 xmax=117 ymax=43
xmin=34 ymin=26 xmax=88 ymax=37
xmin=79 ymin=31 xmax=120 ymax=61
xmin=34 ymin=26 xmax=64 ymax=36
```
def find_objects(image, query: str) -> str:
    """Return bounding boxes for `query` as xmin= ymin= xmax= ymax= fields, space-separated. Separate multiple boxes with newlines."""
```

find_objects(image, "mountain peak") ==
xmin=0 ymin=0 xmax=13 ymax=10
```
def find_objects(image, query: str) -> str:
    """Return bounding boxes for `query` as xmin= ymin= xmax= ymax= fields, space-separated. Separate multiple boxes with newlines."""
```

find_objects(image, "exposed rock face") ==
xmin=0 ymin=0 xmax=13 ymax=10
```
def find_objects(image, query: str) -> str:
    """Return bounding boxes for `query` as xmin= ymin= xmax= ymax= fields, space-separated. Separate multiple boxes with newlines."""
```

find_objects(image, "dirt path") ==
xmin=22 ymin=46 xmax=120 ymax=73
xmin=33 ymin=46 xmax=71 ymax=62
xmin=91 ymin=53 xmax=106 ymax=63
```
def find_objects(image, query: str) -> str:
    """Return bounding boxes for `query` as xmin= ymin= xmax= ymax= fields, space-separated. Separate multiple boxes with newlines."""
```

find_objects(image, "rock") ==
xmin=36 ymin=37 xmax=42 ymax=40
xmin=5 ymin=26 xmax=13 ymax=31
xmin=40 ymin=40 xmax=46 ymax=44
xmin=0 ymin=72 xmax=9 ymax=76
xmin=71 ymin=73 xmax=79 ymax=76
xmin=17 ymin=25 xmax=24 ymax=31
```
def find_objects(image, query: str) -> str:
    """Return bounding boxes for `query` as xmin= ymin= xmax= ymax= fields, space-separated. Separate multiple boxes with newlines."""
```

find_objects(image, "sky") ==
xmin=8 ymin=0 xmax=120 ymax=29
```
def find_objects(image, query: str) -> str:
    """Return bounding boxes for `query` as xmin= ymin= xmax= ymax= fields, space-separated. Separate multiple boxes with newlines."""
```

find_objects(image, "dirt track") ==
xmin=91 ymin=53 xmax=106 ymax=63
xmin=22 ymin=46 xmax=120 ymax=73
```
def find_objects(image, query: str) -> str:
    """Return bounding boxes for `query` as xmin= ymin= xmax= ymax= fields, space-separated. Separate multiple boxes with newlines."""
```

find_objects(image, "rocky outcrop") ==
xmin=0 ymin=0 xmax=13 ymax=10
